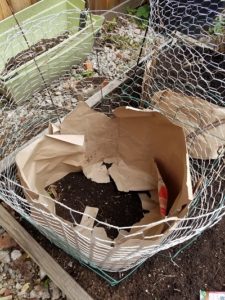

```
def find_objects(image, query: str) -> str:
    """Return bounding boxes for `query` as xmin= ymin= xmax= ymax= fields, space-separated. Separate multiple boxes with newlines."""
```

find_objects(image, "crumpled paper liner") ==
xmin=16 ymin=102 xmax=193 ymax=271
xmin=152 ymin=89 xmax=225 ymax=159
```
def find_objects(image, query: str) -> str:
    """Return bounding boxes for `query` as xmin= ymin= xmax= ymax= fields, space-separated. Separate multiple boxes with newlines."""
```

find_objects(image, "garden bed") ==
xmin=19 ymin=195 xmax=225 ymax=300
xmin=1 ymin=5 xmax=224 ymax=297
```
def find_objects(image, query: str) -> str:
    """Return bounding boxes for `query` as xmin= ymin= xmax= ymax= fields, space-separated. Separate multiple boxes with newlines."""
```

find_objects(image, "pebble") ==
xmin=15 ymin=283 xmax=22 ymax=290
xmin=67 ymin=261 xmax=73 ymax=267
xmin=40 ymin=288 xmax=51 ymax=300
xmin=49 ymin=282 xmax=61 ymax=300
xmin=29 ymin=290 xmax=39 ymax=298
xmin=11 ymin=250 xmax=22 ymax=261
xmin=3 ymin=289 xmax=12 ymax=297
xmin=0 ymin=288 xmax=6 ymax=295
xmin=0 ymin=232 xmax=17 ymax=250
xmin=29 ymin=285 xmax=51 ymax=299
xmin=20 ymin=283 xmax=30 ymax=294
xmin=0 ymin=251 xmax=10 ymax=264
xmin=39 ymin=268 xmax=47 ymax=280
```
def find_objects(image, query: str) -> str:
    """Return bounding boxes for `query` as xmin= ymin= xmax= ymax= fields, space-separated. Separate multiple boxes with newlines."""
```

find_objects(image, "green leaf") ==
xmin=126 ymin=6 xmax=137 ymax=15
xmin=44 ymin=278 xmax=50 ymax=288
xmin=136 ymin=5 xmax=150 ymax=19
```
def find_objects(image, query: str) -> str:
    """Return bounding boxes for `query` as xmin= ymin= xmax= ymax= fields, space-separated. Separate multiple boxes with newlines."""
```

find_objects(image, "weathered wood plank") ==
xmin=86 ymin=78 xmax=124 ymax=107
xmin=0 ymin=204 xmax=93 ymax=300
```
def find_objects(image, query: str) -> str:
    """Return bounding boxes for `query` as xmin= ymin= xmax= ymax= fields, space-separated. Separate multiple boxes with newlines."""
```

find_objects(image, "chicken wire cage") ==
xmin=0 ymin=0 xmax=224 ymax=284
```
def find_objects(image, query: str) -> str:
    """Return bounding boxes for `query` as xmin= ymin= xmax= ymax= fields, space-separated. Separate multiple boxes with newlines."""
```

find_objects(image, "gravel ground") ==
xmin=0 ymin=225 xmax=64 ymax=300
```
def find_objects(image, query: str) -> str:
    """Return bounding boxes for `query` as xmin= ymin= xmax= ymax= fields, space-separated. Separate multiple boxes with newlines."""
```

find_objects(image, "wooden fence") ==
xmin=89 ymin=0 xmax=124 ymax=11
xmin=0 ymin=0 xmax=37 ymax=20
xmin=0 ymin=0 xmax=141 ymax=21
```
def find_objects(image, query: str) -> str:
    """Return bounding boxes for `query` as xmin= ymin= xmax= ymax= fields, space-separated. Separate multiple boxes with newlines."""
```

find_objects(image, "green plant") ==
xmin=81 ymin=70 xmax=95 ymax=78
xmin=126 ymin=4 xmax=150 ymax=29
xmin=103 ymin=34 xmax=139 ymax=50
xmin=136 ymin=4 xmax=150 ymax=20
xmin=104 ymin=17 xmax=117 ymax=32
xmin=43 ymin=278 xmax=50 ymax=288
xmin=209 ymin=16 xmax=225 ymax=35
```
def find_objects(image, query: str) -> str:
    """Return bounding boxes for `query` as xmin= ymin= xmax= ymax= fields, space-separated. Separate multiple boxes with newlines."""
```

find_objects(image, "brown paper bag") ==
xmin=16 ymin=103 xmax=193 ymax=270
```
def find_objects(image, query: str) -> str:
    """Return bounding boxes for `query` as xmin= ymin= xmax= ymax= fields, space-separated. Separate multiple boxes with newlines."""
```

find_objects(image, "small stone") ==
xmin=0 ymin=251 xmax=10 ymax=263
xmin=4 ymin=289 xmax=12 ymax=296
xmin=42 ymin=290 xmax=51 ymax=299
xmin=30 ymin=285 xmax=50 ymax=299
xmin=0 ymin=288 xmax=6 ymax=295
xmin=29 ymin=290 xmax=39 ymax=299
xmin=49 ymin=282 xmax=61 ymax=300
xmin=0 ymin=232 xmax=16 ymax=250
xmin=15 ymin=283 xmax=22 ymax=290
xmin=67 ymin=261 xmax=73 ymax=268
xmin=39 ymin=268 xmax=47 ymax=280
xmin=11 ymin=250 xmax=22 ymax=261
xmin=19 ymin=283 xmax=30 ymax=295
xmin=71 ymin=97 xmax=77 ymax=104
xmin=134 ymin=28 xmax=141 ymax=35
xmin=6 ymin=279 xmax=13 ymax=287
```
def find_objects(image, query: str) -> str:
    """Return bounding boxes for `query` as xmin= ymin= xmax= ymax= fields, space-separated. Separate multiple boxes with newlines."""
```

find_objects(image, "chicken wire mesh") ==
xmin=0 ymin=0 xmax=224 ymax=282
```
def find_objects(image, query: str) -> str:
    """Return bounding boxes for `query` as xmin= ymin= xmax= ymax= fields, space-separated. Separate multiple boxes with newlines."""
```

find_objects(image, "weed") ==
xmin=209 ymin=15 xmax=225 ymax=35
xmin=103 ymin=34 xmax=139 ymax=50
xmin=81 ymin=70 xmax=95 ymax=78
xmin=126 ymin=4 xmax=150 ymax=29
xmin=104 ymin=17 xmax=117 ymax=32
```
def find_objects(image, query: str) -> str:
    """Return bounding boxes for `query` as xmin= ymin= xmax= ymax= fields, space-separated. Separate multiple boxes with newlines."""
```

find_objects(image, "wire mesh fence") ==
xmin=0 ymin=0 xmax=224 ymax=279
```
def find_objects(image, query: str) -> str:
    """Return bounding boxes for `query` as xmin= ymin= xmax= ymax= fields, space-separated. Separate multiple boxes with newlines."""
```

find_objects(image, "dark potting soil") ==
xmin=52 ymin=171 xmax=144 ymax=240
xmin=19 ymin=211 xmax=225 ymax=300
xmin=2 ymin=31 xmax=70 ymax=76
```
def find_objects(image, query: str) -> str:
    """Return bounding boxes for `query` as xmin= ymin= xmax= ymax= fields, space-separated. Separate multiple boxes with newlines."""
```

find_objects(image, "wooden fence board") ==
xmin=0 ymin=0 xmax=12 ymax=20
xmin=0 ymin=0 xmax=37 ymax=20
xmin=89 ymin=0 xmax=122 ymax=11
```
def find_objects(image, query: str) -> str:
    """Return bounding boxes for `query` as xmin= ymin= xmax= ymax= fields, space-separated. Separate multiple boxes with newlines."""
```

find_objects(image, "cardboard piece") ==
xmin=16 ymin=102 xmax=193 ymax=267
xmin=152 ymin=90 xmax=225 ymax=159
